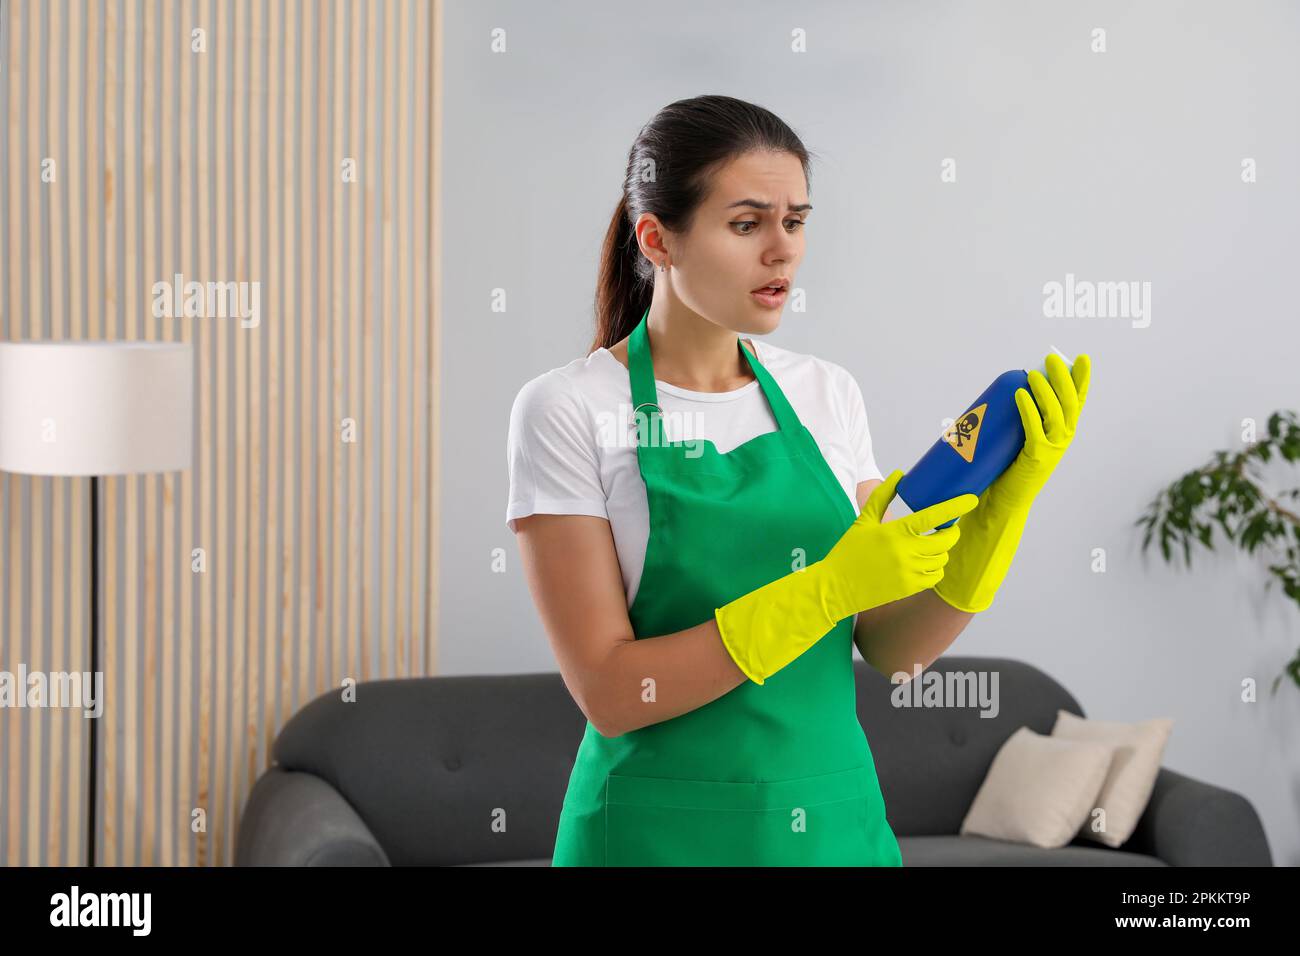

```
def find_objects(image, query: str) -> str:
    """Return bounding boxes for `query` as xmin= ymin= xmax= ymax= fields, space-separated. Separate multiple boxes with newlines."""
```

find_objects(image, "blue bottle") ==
xmin=895 ymin=348 xmax=1072 ymax=530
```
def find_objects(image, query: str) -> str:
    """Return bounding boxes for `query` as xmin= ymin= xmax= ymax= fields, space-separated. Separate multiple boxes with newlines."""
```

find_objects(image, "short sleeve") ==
xmin=842 ymin=370 xmax=884 ymax=484
xmin=505 ymin=372 xmax=609 ymax=533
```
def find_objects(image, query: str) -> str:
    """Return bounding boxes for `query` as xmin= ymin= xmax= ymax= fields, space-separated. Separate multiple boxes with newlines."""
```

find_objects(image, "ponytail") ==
xmin=590 ymin=194 xmax=652 ymax=353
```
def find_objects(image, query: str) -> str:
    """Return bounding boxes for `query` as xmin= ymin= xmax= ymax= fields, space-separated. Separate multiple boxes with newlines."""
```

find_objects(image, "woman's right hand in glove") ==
xmin=814 ymin=468 xmax=978 ymax=622
xmin=713 ymin=468 xmax=978 ymax=685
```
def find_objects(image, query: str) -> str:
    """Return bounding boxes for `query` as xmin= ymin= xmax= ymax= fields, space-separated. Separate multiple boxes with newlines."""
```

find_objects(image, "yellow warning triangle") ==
xmin=943 ymin=402 xmax=987 ymax=464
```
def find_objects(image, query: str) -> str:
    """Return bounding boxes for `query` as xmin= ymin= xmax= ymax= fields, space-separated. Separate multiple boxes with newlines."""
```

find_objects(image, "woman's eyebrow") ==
xmin=725 ymin=199 xmax=813 ymax=212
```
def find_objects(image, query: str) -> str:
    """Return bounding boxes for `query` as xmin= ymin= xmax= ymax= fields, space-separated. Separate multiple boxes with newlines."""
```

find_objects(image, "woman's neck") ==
xmin=638 ymin=301 xmax=756 ymax=393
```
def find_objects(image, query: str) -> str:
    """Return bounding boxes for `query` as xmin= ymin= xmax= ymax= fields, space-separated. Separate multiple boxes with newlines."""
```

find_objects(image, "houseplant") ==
xmin=1135 ymin=410 xmax=1300 ymax=693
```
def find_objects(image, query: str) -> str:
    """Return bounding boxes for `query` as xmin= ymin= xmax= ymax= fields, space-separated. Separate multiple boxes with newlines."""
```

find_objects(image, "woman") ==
xmin=506 ymin=95 xmax=1091 ymax=866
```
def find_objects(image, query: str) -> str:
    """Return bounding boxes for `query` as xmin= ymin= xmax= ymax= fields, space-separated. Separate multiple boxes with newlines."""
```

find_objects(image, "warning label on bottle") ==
xmin=943 ymin=402 xmax=986 ymax=463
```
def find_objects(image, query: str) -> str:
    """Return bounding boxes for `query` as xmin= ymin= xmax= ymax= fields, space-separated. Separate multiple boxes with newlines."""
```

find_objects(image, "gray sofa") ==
xmin=234 ymin=656 xmax=1273 ymax=866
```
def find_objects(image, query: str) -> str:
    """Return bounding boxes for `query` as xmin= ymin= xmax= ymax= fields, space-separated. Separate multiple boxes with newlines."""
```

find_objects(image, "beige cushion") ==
xmin=1051 ymin=710 xmax=1174 ymax=847
xmin=960 ymin=726 xmax=1116 ymax=848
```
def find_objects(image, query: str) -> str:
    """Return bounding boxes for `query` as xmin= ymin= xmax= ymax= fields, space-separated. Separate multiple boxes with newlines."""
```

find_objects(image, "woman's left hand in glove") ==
xmin=933 ymin=352 xmax=1092 ymax=613
xmin=986 ymin=352 xmax=1092 ymax=513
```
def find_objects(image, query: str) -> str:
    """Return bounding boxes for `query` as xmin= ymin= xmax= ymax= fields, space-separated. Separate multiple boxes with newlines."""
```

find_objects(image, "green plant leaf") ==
xmin=1138 ymin=409 xmax=1300 ymax=692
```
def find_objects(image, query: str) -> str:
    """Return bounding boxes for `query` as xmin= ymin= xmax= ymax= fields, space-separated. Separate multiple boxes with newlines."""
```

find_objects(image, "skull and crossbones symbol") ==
xmin=950 ymin=410 xmax=979 ymax=448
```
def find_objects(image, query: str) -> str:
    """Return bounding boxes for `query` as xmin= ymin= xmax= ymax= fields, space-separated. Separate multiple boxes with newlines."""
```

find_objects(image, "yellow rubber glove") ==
xmin=933 ymin=352 xmax=1093 ymax=613
xmin=715 ymin=469 xmax=978 ymax=684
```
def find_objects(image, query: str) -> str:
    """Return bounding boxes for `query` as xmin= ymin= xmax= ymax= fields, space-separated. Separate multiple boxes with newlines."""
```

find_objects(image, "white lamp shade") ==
xmin=0 ymin=341 xmax=194 ymax=476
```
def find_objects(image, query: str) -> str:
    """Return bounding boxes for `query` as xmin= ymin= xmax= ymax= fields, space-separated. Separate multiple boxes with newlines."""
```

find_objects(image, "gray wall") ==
xmin=440 ymin=0 xmax=1300 ymax=864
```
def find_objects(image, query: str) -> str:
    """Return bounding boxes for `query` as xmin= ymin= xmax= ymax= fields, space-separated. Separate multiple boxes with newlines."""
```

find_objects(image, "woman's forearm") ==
xmin=590 ymin=586 xmax=975 ymax=736
xmin=853 ymin=589 xmax=975 ymax=679
xmin=587 ymin=618 xmax=748 ymax=738
xmin=591 ymin=588 xmax=973 ymax=736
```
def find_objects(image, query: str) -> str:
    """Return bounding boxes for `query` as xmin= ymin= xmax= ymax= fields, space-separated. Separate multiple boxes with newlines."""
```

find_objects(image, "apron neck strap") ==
xmin=627 ymin=307 xmax=801 ymax=445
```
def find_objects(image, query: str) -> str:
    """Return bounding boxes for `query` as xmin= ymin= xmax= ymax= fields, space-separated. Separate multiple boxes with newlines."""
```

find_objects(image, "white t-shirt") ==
xmin=505 ymin=339 xmax=884 ymax=608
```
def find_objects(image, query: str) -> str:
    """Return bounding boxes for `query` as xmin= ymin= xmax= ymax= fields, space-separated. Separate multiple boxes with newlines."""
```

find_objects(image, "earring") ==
xmin=660 ymin=261 xmax=669 ymax=273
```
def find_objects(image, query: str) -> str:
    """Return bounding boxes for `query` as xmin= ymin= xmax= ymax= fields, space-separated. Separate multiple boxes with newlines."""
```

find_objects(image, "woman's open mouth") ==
xmin=750 ymin=285 xmax=787 ymax=308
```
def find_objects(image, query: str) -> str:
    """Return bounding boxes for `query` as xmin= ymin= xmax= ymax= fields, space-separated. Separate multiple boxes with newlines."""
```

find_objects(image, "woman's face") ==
xmin=658 ymin=149 xmax=810 ymax=335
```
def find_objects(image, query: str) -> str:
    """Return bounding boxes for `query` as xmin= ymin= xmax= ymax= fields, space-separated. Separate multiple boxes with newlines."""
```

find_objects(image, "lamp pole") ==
xmin=88 ymin=474 xmax=99 ymax=868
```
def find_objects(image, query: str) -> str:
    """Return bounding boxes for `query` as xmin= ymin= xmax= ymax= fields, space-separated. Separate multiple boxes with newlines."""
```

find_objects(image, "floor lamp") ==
xmin=0 ymin=340 xmax=194 ymax=867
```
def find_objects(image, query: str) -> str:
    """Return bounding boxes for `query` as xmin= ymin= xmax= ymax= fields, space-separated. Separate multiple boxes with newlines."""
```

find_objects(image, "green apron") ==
xmin=551 ymin=307 xmax=903 ymax=867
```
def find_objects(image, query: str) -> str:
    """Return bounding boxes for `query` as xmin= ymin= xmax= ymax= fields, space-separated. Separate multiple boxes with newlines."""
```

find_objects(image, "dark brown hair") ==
xmin=590 ymin=95 xmax=815 ymax=353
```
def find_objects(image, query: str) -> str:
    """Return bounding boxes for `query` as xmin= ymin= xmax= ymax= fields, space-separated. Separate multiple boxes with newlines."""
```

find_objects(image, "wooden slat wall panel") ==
xmin=0 ymin=0 xmax=440 ymax=867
